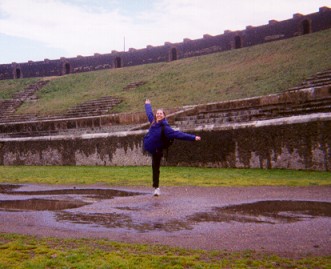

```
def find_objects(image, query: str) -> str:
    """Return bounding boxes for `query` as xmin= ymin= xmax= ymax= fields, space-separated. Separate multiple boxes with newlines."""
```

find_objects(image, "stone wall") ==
xmin=1 ymin=7 xmax=330 ymax=80
xmin=1 ymin=119 xmax=330 ymax=171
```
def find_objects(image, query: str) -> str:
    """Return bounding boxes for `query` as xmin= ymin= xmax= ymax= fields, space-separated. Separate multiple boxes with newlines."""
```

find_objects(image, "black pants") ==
xmin=152 ymin=151 xmax=163 ymax=188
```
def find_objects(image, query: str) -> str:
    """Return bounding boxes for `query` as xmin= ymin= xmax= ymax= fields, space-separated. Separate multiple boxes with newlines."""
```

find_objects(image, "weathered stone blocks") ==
xmin=0 ymin=120 xmax=330 ymax=171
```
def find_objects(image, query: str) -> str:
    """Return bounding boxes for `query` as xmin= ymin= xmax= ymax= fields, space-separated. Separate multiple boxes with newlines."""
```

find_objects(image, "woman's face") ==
xmin=155 ymin=109 xmax=165 ymax=122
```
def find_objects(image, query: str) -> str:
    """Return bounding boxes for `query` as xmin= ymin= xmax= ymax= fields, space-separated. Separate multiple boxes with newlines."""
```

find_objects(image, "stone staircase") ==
xmin=0 ymin=80 xmax=50 ymax=121
xmin=63 ymin=96 xmax=122 ymax=118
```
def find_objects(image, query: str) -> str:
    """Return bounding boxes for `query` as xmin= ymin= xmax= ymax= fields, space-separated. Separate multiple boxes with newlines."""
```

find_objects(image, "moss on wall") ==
xmin=165 ymin=121 xmax=331 ymax=171
xmin=1 ymin=121 xmax=330 ymax=171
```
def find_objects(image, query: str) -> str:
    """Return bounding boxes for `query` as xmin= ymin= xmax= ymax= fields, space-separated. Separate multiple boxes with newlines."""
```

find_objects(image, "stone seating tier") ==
xmin=0 ymin=111 xmax=148 ymax=138
xmin=287 ymin=70 xmax=331 ymax=91
xmin=174 ymin=96 xmax=331 ymax=129
xmin=0 ymin=69 xmax=330 ymax=137
xmin=0 ymin=96 xmax=122 ymax=123
xmin=2 ymin=84 xmax=329 ymax=138
xmin=0 ymin=124 xmax=140 ymax=138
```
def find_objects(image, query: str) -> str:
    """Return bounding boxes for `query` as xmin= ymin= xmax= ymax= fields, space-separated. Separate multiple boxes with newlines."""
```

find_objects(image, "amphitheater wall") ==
xmin=1 ymin=7 xmax=330 ymax=80
xmin=0 ymin=120 xmax=330 ymax=171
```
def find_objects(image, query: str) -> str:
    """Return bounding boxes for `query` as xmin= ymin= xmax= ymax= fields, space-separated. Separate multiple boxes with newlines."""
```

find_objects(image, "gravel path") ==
xmin=0 ymin=184 xmax=330 ymax=257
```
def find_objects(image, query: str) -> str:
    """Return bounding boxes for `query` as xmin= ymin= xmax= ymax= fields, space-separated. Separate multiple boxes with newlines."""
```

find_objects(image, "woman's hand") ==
xmin=145 ymin=99 xmax=151 ymax=104
xmin=195 ymin=136 xmax=201 ymax=141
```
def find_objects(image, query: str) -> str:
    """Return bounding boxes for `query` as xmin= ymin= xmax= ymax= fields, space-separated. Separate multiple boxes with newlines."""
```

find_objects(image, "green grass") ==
xmin=0 ymin=233 xmax=330 ymax=269
xmin=0 ymin=166 xmax=330 ymax=186
xmin=6 ymin=28 xmax=330 ymax=116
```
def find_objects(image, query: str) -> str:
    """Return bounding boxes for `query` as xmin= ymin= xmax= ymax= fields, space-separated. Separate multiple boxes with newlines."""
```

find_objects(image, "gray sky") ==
xmin=0 ymin=0 xmax=330 ymax=64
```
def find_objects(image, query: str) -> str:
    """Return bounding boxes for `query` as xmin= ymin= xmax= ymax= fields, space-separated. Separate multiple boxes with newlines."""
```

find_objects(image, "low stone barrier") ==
xmin=1 ymin=114 xmax=330 ymax=171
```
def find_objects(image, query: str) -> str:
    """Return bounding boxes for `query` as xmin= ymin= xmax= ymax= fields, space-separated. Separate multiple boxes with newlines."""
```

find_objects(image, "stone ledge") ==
xmin=189 ymin=112 xmax=331 ymax=131
xmin=1 ymin=113 xmax=330 ymax=143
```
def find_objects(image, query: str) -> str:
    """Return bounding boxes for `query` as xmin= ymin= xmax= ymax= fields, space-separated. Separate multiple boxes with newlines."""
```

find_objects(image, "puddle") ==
xmin=1 ymin=184 xmax=330 ymax=233
xmin=57 ymin=200 xmax=331 ymax=232
xmin=0 ymin=199 xmax=89 ymax=211
xmin=56 ymin=212 xmax=192 ymax=232
xmin=189 ymin=200 xmax=331 ymax=224
xmin=0 ymin=184 xmax=142 ymax=211
xmin=56 ymin=212 xmax=132 ymax=228
xmin=0 ymin=185 xmax=141 ymax=200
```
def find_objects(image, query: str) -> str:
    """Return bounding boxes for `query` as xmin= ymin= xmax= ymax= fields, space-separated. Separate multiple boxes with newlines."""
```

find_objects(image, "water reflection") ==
xmin=189 ymin=200 xmax=331 ymax=224
xmin=0 ymin=198 xmax=89 ymax=211
xmin=1 ymin=184 xmax=330 ymax=232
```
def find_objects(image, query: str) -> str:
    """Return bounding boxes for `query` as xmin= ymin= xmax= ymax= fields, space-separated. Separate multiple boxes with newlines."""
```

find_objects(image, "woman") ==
xmin=143 ymin=99 xmax=201 ymax=196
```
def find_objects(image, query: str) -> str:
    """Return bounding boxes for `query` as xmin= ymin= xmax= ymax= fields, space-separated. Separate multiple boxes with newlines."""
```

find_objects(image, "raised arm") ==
xmin=145 ymin=99 xmax=154 ymax=123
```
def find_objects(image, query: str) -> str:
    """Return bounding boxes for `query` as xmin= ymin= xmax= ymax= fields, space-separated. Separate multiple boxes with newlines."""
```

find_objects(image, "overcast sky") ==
xmin=0 ymin=0 xmax=330 ymax=64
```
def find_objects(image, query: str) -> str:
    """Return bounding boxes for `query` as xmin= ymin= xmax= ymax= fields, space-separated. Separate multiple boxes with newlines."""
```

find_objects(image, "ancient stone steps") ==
xmin=0 ymin=123 xmax=139 ymax=138
xmin=288 ymin=69 xmax=331 ymax=91
xmin=0 ymin=95 xmax=122 ymax=123
xmin=174 ymin=88 xmax=331 ymax=128
xmin=62 ymin=96 xmax=121 ymax=118
xmin=0 ymin=80 xmax=50 ymax=120
xmin=177 ymin=95 xmax=331 ymax=118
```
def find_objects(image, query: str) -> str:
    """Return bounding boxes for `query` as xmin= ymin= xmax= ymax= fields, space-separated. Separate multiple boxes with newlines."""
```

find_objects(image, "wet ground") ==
xmin=0 ymin=184 xmax=330 ymax=256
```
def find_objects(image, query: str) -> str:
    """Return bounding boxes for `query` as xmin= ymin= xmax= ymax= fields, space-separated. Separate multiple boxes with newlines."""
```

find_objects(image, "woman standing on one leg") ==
xmin=143 ymin=99 xmax=201 ymax=196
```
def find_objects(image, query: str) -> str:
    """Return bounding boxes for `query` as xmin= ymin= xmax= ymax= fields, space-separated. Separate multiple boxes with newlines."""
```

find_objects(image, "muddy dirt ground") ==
xmin=0 ymin=184 xmax=330 ymax=257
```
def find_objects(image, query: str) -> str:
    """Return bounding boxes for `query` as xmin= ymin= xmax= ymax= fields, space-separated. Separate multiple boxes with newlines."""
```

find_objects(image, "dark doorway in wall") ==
xmin=234 ymin=36 xmax=242 ymax=49
xmin=170 ymin=48 xmax=178 ymax=61
xmin=64 ymin=63 xmax=71 ymax=74
xmin=302 ymin=19 xmax=311 ymax=35
xmin=15 ymin=68 xmax=21 ymax=79
xmin=115 ymin=57 xmax=122 ymax=68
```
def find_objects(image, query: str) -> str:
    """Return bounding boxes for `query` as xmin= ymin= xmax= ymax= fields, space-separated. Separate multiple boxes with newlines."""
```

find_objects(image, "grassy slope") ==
xmin=4 ymin=28 xmax=329 ymax=115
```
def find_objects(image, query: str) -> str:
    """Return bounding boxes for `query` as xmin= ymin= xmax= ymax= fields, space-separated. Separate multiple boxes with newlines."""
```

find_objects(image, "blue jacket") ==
xmin=143 ymin=103 xmax=196 ymax=154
